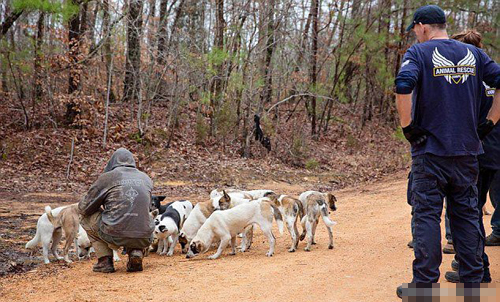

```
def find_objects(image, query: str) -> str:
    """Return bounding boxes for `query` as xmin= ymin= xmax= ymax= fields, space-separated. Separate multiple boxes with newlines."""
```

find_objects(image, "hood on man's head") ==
xmin=104 ymin=148 xmax=136 ymax=172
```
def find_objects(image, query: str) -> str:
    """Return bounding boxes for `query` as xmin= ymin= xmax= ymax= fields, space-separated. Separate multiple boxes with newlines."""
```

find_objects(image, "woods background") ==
xmin=0 ymin=0 xmax=499 ymax=192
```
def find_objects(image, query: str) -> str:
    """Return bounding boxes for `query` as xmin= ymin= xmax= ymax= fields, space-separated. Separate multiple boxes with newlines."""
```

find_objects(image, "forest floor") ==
xmin=0 ymin=172 xmax=498 ymax=302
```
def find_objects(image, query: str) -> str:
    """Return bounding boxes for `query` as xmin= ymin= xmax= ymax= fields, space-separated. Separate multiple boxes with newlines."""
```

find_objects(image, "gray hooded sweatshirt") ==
xmin=78 ymin=148 xmax=154 ymax=239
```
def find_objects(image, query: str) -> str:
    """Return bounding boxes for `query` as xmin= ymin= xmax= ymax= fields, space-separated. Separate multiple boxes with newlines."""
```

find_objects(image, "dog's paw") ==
xmin=56 ymin=256 xmax=64 ymax=260
xmin=229 ymin=251 xmax=236 ymax=256
xmin=207 ymin=255 xmax=219 ymax=260
xmin=166 ymin=252 xmax=174 ymax=257
xmin=64 ymin=259 xmax=73 ymax=264
xmin=113 ymin=257 xmax=121 ymax=262
xmin=44 ymin=260 xmax=50 ymax=265
xmin=304 ymin=247 xmax=311 ymax=252
xmin=266 ymin=252 xmax=273 ymax=257
xmin=312 ymin=242 xmax=317 ymax=245
xmin=328 ymin=244 xmax=334 ymax=249
xmin=288 ymin=248 xmax=296 ymax=253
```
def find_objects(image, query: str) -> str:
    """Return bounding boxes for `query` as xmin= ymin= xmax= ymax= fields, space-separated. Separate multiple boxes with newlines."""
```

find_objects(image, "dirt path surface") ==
xmin=0 ymin=174 xmax=498 ymax=302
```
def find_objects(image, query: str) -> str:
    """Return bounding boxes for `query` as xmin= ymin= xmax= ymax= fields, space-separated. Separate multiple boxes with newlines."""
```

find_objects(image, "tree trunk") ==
xmin=33 ymin=12 xmax=44 ymax=102
xmin=310 ymin=0 xmax=319 ymax=137
xmin=260 ymin=0 xmax=275 ymax=108
xmin=66 ymin=0 xmax=84 ymax=124
xmin=0 ymin=9 xmax=23 ymax=40
xmin=123 ymin=0 xmax=144 ymax=103
xmin=102 ymin=0 xmax=116 ymax=102
xmin=157 ymin=0 xmax=169 ymax=64
xmin=209 ymin=0 xmax=225 ymax=136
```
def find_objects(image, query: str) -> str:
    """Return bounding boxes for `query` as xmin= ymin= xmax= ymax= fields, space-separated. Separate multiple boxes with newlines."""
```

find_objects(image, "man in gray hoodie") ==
xmin=79 ymin=148 xmax=154 ymax=273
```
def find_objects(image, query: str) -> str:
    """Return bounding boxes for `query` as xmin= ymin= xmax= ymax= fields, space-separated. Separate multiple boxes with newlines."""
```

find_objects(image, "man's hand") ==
xmin=478 ymin=119 xmax=495 ymax=140
xmin=403 ymin=124 xmax=430 ymax=146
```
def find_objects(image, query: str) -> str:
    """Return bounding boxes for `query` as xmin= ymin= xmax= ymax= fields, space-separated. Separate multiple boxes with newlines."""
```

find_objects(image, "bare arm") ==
xmin=487 ymin=89 xmax=500 ymax=124
xmin=396 ymin=93 xmax=412 ymax=127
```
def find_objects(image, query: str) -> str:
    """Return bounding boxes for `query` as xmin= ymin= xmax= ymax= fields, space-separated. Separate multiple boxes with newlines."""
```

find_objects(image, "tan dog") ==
xmin=266 ymin=193 xmax=305 ymax=252
xmin=298 ymin=191 xmax=337 ymax=251
xmin=45 ymin=204 xmax=81 ymax=263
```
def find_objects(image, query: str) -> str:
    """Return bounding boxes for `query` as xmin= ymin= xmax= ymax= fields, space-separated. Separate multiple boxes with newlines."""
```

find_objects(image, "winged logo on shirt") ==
xmin=432 ymin=47 xmax=476 ymax=84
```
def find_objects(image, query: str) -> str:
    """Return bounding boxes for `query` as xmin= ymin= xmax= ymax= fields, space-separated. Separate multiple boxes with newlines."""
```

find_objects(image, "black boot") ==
xmin=451 ymin=259 xmax=459 ymax=272
xmin=126 ymin=249 xmax=144 ymax=272
xmin=445 ymin=271 xmax=492 ymax=283
xmin=485 ymin=233 xmax=500 ymax=246
xmin=93 ymin=256 xmax=115 ymax=273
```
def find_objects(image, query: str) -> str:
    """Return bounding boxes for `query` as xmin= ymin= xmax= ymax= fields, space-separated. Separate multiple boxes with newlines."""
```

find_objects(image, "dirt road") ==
xmin=0 ymin=174 xmax=498 ymax=302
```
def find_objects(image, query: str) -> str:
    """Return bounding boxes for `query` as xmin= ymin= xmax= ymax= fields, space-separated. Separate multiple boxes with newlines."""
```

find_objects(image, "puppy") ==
xmin=149 ymin=195 xmax=172 ymax=214
xmin=153 ymin=200 xmax=193 ymax=256
xmin=210 ymin=191 xmax=258 ymax=251
xmin=266 ymin=194 xmax=305 ymax=252
xmin=26 ymin=204 xmax=90 ymax=264
xmin=186 ymin=198 xmax=284 ymax=259
xmin=298 ymin=191 xmax=337 ymax=251
xmin=178 ymin=191 xmax=231 ymax=253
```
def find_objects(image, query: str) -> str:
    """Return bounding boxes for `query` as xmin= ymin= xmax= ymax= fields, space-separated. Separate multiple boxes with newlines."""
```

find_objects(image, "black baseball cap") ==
xmin=406 ymin=5 xmax=446 ymax=31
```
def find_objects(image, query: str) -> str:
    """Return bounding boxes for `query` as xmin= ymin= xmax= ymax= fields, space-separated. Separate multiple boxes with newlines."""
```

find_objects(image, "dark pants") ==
xmin=410 ymin=154 xmax=483 ymax=283
xmin=490 ymin=171 xmax=500 ymax=237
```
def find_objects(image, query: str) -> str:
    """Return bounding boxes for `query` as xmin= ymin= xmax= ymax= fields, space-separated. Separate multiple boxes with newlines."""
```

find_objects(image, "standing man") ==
xmin=486 ymin=173 xmax=500 ymax=245
xmin=79 ymin=147 xmax=154 ymax=273
xmin=394 ymin=5 xmax=500 ymax=298
xmin=442 ymin=29 xmax=498 ymax=283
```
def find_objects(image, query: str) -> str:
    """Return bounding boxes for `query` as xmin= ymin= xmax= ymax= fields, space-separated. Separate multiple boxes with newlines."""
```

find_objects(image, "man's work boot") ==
xmin=442 ymin=242 xmax=455 ymax=254
xmin=127 ymin=249 xmax=144 ymax=272
xmin=451 ymin=259 xmax=459 ymax=272
xmin=485 ymin=233 xmax=500 ymax=246
xmin=407 ymin=240 xmax=414 ymax=249
xmin=93 ymin=256 xmax=115 ymax=273
xmin=445 ymin=271 xmax=492 ymax=283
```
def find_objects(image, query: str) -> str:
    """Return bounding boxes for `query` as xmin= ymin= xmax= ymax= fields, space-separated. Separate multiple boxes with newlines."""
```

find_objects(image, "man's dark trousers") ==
xmin=411 ymin=154 xmax=484 ymax=283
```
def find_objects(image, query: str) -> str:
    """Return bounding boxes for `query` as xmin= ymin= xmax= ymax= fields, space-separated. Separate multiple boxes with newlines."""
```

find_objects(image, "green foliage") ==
xmin=291 ymin=132 xmax=308 ymax=162
xmin=393 ymin=127 xmax=406 ymax=142
xmin=214 ymin=99 xmax=237 ymax=138
xmin=13 ymin=0 xmax=79 ymax=21
xmin=195 ymin=113 xmax=209 ymax=145
xmin=305 ymin=158 xmax=319 ymax=170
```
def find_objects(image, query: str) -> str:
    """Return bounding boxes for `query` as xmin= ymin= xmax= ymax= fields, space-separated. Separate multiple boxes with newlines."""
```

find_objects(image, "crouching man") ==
xmin=79 ymin=147 xmax=154 ymax=273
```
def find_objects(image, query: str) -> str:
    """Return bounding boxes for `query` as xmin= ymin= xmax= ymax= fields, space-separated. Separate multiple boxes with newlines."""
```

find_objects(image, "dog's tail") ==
xmin=295 ymin=200 xmax=305 ymax=220
xmin=317 ymin=200 xmax=337 ymax=227
xmin=270 ymin=204 xmax=284 ymax=235
xmin=45 ymin=206 xmax=56 ymax=225
xmin=25 ymin=226 xmax=41 ymax=249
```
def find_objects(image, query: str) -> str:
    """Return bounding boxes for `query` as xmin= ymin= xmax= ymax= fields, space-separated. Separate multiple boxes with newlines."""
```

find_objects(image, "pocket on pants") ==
xmin=411 ymin=179 xmax=437 ymax=208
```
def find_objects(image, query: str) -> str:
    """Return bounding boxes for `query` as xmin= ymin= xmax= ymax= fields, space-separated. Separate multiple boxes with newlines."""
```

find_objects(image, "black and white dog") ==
xmin=150 ymin=195 xmax=171 ymax=214
xmin=153 ymin=200 xmax=193 ymax=256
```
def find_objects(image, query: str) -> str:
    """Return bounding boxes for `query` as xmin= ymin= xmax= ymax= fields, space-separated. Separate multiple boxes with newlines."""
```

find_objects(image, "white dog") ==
xmin=298 ymin=191 xmax=337 ymax=251
xmin=210 ymin=189 xmax=274 ymax=200
xmin=186 ymin=198 xmax=284 ymax=259
xmin=25 ymin=204 xmax=91 ymax=264
xmin=178 ymin=192 xmax=231 ymax=252
xmin=153 ymin=200 xmax=193 ymax=256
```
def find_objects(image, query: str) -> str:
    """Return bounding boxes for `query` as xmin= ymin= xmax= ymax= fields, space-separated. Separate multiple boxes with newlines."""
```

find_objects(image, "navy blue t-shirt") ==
xmin=478 ymin=82 xmax=500 ymax=170
xmin=395 ymin=39 xmax=500 ymax=157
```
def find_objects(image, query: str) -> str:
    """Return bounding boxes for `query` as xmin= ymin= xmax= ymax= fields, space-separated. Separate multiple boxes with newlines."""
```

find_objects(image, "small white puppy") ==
xmin=154 ymin=200 xmax=193 ymax=256
xmin=186 ymin=198 xmax=284 ymax=259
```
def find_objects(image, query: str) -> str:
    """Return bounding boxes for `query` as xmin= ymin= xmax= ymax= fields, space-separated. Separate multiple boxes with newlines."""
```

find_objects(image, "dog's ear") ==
xmin=222 ymin=190 xmax=231 ymax=202
xmin=158 ymin=196 xmax=166 ymax=201
xmin=151 ymin=209 xmax=159 ymax=218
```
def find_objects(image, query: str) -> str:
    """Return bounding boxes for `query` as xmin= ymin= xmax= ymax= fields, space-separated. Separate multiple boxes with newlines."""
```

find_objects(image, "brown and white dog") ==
xmin=44 ymin=204 xmax=81 ymax=263
xmin=178 ymin=191 xmax=232 ymax=253
xmin=266 ymin=193 xmax=305 ymax=252
xmin=186 ymin=198 xmax=284 ymax=259
xmin=298 ymin=191 xmax=337 ymax=251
